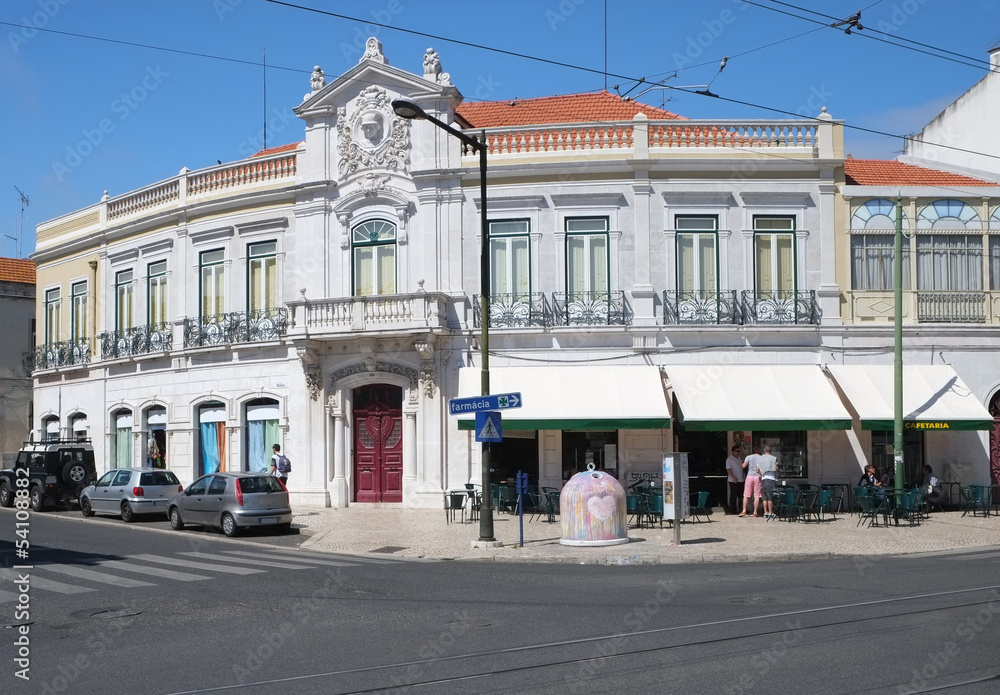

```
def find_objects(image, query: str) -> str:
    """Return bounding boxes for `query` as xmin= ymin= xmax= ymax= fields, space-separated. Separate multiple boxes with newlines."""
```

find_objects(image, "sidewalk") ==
xmin=291 ymin=506 xmax=1000 ymax=564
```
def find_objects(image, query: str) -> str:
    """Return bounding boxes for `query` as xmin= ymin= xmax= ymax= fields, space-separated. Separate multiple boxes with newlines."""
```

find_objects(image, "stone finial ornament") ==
xmin=310 ymin=66 xmax=326 ymax=92
xmin=360 ymin=37 xmax=387 ymax=64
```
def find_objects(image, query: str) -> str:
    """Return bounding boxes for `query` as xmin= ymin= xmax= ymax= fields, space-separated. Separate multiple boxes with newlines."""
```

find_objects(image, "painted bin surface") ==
xmin=560 ymin=467 xmax=629 ymax=546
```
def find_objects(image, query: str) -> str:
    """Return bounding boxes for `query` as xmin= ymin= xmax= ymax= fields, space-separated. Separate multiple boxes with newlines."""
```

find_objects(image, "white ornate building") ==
xmin=30 ymin=39 xmax=999 ymax=509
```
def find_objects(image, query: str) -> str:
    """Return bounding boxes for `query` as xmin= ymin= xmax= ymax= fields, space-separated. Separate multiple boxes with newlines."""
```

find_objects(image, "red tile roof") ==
xmin=250 ymin=142 xmax=302 ymax=158
xmin=0 ymin=257 xmax=35 ymax=284
xmin=844 ymin=159 xmax=995 ymax=186
xmin=457 ymin=91 xmax=685 ymax=127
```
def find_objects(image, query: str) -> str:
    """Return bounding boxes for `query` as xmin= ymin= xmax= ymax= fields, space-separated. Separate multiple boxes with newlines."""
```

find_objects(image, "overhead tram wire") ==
xmin=763 ymin=0 xmax=996 ymax=70
xmin=742 ymin=0 xmax=999 ymax=74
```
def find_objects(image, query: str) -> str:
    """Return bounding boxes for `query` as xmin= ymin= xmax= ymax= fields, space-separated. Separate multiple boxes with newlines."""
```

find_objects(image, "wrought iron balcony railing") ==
xmin=663 ymin=290 xmax=740 ymax=324
xmin=100 ymin=323 xmax=172 ymax=359
xmin=916 ymin=291 xmax=986 ymax=323
xmin=183 ymin=308 xmax=288 ymax=348
xmin=552 ymin=291 xmax=628 ymax=326
xmin=473 ymin=293 xmax=548 ymax=328
xmin=740 ymin=290 xmax=818 ymax=325
xmin=34 ymin=340 xmax=90 ymax=370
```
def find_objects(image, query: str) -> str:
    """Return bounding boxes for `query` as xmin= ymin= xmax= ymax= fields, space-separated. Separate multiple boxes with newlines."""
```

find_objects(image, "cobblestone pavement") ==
xmin=290 ymin=506 xmax=1000 ymax=564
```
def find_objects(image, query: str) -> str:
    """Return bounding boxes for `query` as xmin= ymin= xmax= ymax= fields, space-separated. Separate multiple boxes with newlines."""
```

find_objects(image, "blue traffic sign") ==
xmin=475 ymin=411 xmax=503 ymax=442
xmin=449 ymin=392 xmax=522 ymax=415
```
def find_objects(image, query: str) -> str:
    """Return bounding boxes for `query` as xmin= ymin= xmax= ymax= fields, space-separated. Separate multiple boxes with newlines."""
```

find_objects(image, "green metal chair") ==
xmin=688 ymin=490 xmax=711 ymax=523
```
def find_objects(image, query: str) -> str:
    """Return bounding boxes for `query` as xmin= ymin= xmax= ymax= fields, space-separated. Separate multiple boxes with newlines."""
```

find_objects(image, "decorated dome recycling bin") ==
xmin=560 ymin=464 xmax=629 ymax=546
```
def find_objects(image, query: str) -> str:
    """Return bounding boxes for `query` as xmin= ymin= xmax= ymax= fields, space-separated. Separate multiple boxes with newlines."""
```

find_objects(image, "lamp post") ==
xmin=893 ymin=195 xmax=904 ymax=496
xmin=392 ymin=99 xmax=496 ymax=542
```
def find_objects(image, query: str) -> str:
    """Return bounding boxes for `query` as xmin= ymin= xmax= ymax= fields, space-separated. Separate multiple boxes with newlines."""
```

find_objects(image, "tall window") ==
xmin=489 ymin=219 xmax=530 ymax=298
xmin=990 ymin=237 xmax=1000 ymax=291
xmin=115 ymin=269 xmax=134 ymax=332
xmin=675 ymin=216 xmax=717 ymax=294
xmin=851 ymin=235 xmax=910 ymax=290
xmin=916 ymin=235 xmax=983 ymax=290
xmin=148 ymin=261 xmax=167 ymax=326
xmin=248 ymin=242 xmax=278 ymax=313
xmin=71 ymin=281 xmax=87 ymax=342
xmin=200 ymin=250 xmax=225 ymax=319
xmin=566 ymin=217 xmax=609 ymax=297
xmin=353 ymin=220 xmax=396 ymax=295
xmin=753 ymin=216 xmax=795 ymax=295
xmin=44 ymin=288 xmax=61 ymax=344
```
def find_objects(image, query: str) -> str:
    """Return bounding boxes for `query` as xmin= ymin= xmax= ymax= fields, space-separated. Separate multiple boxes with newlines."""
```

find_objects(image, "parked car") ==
xmin=80 ymin=468 xmax=183 ymax=521
xmin=0 ymin=438 xmax=97 ymax=511
xmin=167 ymin=472 xmax=292 ymax=537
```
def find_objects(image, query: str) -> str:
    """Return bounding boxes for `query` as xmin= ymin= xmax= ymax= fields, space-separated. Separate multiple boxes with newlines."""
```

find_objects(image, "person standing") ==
xmin=269 ymin=443 xmax=290 ymax=486
xmin=725 ymin=445 xmax=745 ymax=514
xmin=757 ymin=445 xmax=779 ymax=518
xmin=739 ymin=447 xmax=763 ymax=517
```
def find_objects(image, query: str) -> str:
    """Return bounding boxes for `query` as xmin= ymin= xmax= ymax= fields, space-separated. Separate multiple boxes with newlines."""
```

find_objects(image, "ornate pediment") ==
xmin=337 ymin=86 xmax=408 ymax=177
xmin=330 ymin=361 xmax=421 ymax=404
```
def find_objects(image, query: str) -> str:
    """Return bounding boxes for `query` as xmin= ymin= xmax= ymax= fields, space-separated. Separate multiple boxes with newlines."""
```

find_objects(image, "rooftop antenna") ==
xmin=10 ymin=185 xmax=29 ymax=258
xmin=263 ymin=47 xmax=267 ymax=151
xmin=603 ymin=0 xmax=607 ymax=91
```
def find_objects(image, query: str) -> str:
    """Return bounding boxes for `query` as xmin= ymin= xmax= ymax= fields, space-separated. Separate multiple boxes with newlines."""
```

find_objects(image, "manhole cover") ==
xmin=370 ymin=546 xmax=407 ymax=554
xmin=729 ymin=597 xmax=774 ymax=605
xmin=89 ymin=609 xmax=142 ymax=619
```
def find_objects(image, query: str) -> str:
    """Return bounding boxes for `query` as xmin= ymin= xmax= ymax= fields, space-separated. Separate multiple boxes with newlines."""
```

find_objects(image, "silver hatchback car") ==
xmin=80 ymin=468 xmax=183 ymax=521
xmin=167 ymin=472 xmax=292 ymax=537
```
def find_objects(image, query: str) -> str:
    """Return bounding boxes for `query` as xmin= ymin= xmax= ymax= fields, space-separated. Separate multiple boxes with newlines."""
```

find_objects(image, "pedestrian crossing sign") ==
xmin=475 ymin=411 xmax=502 ymax=442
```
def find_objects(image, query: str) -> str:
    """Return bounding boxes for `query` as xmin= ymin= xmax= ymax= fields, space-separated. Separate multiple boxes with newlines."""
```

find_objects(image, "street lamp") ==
xmin=391 ymin=99 xmax=496 ymax=543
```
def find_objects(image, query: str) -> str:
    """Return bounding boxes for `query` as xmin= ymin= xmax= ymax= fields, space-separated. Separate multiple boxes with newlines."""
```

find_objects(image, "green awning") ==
xmin=455 ymin=366 xmax=670 ymax=432
xmin=665 ymin=365 xmax=853 ymax=431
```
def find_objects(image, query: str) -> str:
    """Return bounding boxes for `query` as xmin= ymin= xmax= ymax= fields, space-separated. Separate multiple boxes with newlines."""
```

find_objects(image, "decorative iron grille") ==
xmin=740 ymin=290 xmax=818 ymax=325
xmin=663 ymin=290 xmax=740 ymax=324
xmin=100 ymin=323 xmax=172 ymax=359
xmin=473 ymin=293 xmax=548 ymax=328
xmin=553 ymin=291 xmax=628 ymax=325
xmin=34 ymin=340 xmax=90 ymax=369
xmin=183 ymin=308 xmax=288 ymax=347
xmin=916 ymin=292 xmax=986 ymax=323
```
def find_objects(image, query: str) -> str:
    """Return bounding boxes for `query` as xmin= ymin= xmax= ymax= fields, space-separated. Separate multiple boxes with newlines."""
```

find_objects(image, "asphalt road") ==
xmin=3 ymin=508 xmax=1000 ymax=694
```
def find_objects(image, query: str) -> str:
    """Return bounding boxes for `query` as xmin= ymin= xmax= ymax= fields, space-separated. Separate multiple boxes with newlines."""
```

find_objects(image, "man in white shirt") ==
xmin=725 ymin=445 xmax=745 ymax=514
xmin=756 ymin=445 xmax=779 ymax=518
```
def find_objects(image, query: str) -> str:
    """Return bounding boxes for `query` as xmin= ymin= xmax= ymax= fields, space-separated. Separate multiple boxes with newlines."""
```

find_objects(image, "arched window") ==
xmin=43 ymin=416 xmax=60 ymax=442
xmin=245 ymin=399 xmax=280 ymax=473
xmin=990 ymin=206 xmax=1000 ymax=231
xmin=352 ymin=220 xmax=396 ymax=295
xmin=917 ymin=199 xmax=981 ymax=230
xmin=851 ymin=199 xmax=908 ymax=229
xmin=112 ymin=410 xmax=133 ymax=467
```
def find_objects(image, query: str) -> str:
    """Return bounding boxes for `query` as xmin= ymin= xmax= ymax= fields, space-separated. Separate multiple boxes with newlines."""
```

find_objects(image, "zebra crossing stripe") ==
xmin=42 ymin=564 xmax=155 ymax=588
xmin=0 ymin=589 xmax=22 ymax=604
xmin=0 ymin=568 xmax=95 ymax=595
xmin=256 ymin=548 xmax=399 ymax=564
xmin=221 ymin=550 xmax=357 ymax=567
xmin=179 ymin=552 xmax=314 ymax=570
xmin=128 ymin=554 xmax=264 ymax=575
xmin=84 ymin=559 xmax=211 ymax=581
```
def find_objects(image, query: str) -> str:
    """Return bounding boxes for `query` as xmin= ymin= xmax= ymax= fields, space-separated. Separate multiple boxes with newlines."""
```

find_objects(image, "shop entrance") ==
xmin=674 ymin=429 xmax=728 ymax=509
xmin=353 ymin=384 xmax=403 ymax=503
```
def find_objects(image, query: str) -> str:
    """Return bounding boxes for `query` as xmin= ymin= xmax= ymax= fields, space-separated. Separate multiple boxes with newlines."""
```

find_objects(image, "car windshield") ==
xmin=238 ymin=476 xmax=284 ymax=494
xmin=140 ymin=471 xmax=180 ymax=486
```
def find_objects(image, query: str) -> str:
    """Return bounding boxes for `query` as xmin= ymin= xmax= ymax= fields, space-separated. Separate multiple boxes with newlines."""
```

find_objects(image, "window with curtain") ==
xmin=246 ymin=400 xmax=280 ymax=473
xmin=675 ymin=216 xmax=718 ymax=294
xmin=917 ymin=199 xmax=981 ymax=230
xmin=44 ymin=288 xmax=61 ymax=344
xmin=71 ymin=281 xmax=87 ymax=342
xmin=353 ymin=220 xmax=396 ymax=295
xmin=148 ymin=260 xmax=167 ymax=326
xmin=991 ymin=207 xmax=1000 ymax=230
xmin=753 ymin=217 xmax=795 ymax=295
xmin=248 ymin=242 xmax=278 ymax=314
xmin=200 ymin=250 xmax=225 ymax=319
xmin=991 ymin=237 xmax=1000 ymax=291
xmin=566 ymin=217 xmax=609 ymax=296
xmin=115 ymin=269 xmax=134 ymax=332
xmin=114 ymin=411 xmax=133 ymax=468
xmin=489 ymin=219 xmax=530 ymax=299
xmin=851 ymin=198 xmax=908 ymax=230
xmin=851 ymin=235 xmax=910 ymax=290
xmin=199 ymin=403 xmax=226 ymax=475
xmin=916 ymin=234 xmax=983 ymax=290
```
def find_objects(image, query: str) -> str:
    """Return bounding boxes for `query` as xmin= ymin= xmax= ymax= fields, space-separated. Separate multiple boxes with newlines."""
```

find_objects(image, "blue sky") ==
xmin=2 ymin=0 xmax=998 ymax=258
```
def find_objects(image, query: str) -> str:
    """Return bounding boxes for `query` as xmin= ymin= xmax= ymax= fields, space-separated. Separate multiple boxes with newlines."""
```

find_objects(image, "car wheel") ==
xmin=221 ymin=513 xmax=239 ymax=537
xmin=0 ymin=482 xmax=13 ymax=508
xmin=62 ymin=461 xmax=88 ymax=485
xmin=121 ymin=501 xmax=135 ymax=523
xmin=168 ymin=507 xmax=184 ymax=530
xmin=81 ymin=497 xmax=94 ymax=517
xmin=29 ymin=486 xmax=44 ymax=512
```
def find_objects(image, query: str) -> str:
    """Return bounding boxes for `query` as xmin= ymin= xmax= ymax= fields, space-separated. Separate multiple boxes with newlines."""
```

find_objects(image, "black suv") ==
xmin=0 ymin=438 xmax=98 ymax=511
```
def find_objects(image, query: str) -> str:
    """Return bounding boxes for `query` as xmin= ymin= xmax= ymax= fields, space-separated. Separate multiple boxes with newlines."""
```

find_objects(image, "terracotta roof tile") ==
xmin=844 ymin=159 xmax=994 ymax=186
xmin=0 ymin=257 xmax=35 ymax=284
xmin=457 ymin=91 xmax=685 ymax=127
xmin=250 ymin=141 xmax=302 ymax=158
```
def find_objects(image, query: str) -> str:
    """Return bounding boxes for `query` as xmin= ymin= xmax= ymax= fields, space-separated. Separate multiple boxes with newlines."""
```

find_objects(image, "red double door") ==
xmin=353 ymin=385 xmax=403 ymax=503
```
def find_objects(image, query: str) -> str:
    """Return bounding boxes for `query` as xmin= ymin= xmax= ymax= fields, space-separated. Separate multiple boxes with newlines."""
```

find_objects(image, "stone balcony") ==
xmin=844 ymin=290 xmax=1000 ymax=324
